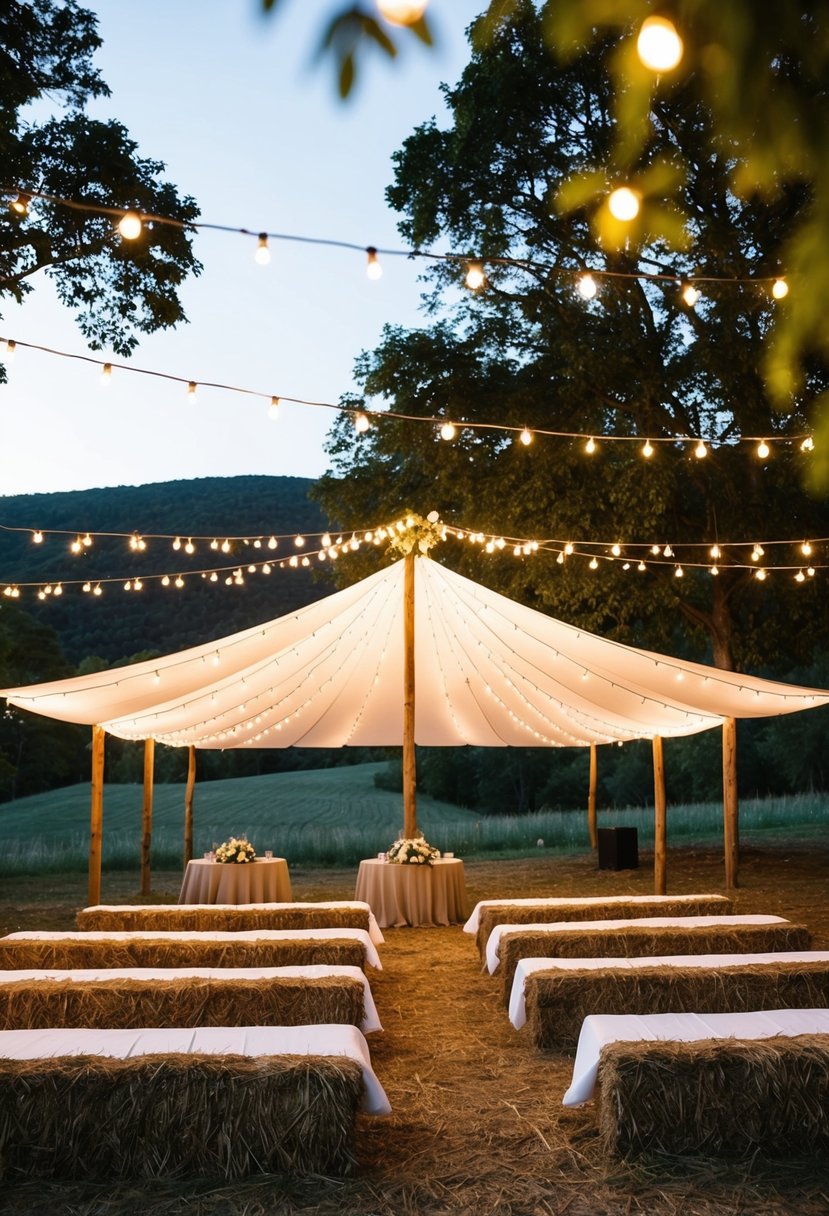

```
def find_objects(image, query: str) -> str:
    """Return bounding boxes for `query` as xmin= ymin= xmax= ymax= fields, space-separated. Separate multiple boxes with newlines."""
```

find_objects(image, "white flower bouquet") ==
xmin=214 ymin=836 xmax=256 ymax=864
xmin=386 ymin=834 xmax=441 ymax=865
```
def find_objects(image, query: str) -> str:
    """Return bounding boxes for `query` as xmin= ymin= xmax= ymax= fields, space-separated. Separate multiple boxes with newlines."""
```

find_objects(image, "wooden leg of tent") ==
xmin=184 ymin=745 xmax=196 ymax=865
xmin=403 ymin=553 xmax=417 ymax=839
xmin=140 ymin=738 xmax=155 ymax=896
xmin=652 ymin=734 xmax=666 ymax=895
xmin=88 ymin=725 xmax=105 ymax=907
xmin=587 ymin=743 xmax=598 ymax=849
xmin=723 ymin=716 xmax=739 ymax=890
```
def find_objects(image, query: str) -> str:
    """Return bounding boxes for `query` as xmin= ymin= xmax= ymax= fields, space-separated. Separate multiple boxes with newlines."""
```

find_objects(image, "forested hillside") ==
xmin=0 ymin=476 xmax=333 ymax=663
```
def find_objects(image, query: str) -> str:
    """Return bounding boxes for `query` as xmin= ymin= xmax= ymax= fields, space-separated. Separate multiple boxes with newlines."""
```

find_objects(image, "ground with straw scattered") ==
xmin=0 ymin=840 xmax=827 ymax=1215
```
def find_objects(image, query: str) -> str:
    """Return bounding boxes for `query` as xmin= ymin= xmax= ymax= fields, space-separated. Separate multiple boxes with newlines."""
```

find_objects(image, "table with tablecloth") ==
xmin=178 ymin=857 xmax=292 ymax=904
xmin=562 ymin=1007 xmax=829 ymax=1107
xmin=354 ymin=858 xmax=467 ymax=928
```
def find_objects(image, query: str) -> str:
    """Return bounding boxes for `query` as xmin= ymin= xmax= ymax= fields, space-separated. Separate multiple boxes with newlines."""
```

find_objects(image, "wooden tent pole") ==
xmin=140 ymin=738 xmax=155 ymax=896
xmin=722 ymin=716 xmax=739 ymax=889
xmin=587 ymin=743 xmax=598 ymax=849
xmin=88 ymin=725 xmax=105 ymax=907
xmin=184 ymin=745 xmax=196 ymax=865
xmin=403 ymin=553 xmax=417 ymax=838
xmin=652 ymin=734 xmax=667 ymax=895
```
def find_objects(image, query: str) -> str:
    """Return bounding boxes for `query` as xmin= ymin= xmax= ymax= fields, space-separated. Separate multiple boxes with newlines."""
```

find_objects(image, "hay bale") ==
xmin=76 ymin=905 xmax=371 ymax=934
xmin=475 ymin=896 xmax=733 ymax=956
xmin=0 ymin=975 xmax=365 ymax=1031
xmin=597 ymin=1034 xmax=829 ymax=1159
xmin=0 ymin=1053 xmax=364 ymax=1179
xmin=499 ymin=923 xmax=811 ymax=1002
xmin=0 ymin=937 xmax=367 ymax=972
xmin=527 ymin=961 xmax=829 ymax=1052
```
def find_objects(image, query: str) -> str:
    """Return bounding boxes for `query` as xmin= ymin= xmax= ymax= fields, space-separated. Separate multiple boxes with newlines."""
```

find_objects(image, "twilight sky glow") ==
xmin=1 ymin=0 xmax=485 ymax=496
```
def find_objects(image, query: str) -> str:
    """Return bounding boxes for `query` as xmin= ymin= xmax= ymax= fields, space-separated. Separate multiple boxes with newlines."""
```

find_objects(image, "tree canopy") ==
xmin=314 ymin=1 xmax=829 ymax=675
xmin=1 ymin=0 xmax=201 ymax=360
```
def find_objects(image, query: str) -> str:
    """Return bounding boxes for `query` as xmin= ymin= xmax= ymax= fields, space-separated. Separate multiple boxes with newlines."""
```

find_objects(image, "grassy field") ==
xmin=2 ymin=762 xmax=828 ymax=874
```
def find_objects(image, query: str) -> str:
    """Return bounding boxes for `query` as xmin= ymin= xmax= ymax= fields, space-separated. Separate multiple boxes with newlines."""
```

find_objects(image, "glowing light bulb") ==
xmin=366 ymin=247 xmax=383 ymax=280
xmin=694 ymin=439 xmax=708 ymax=459
xmin=32 ymin=531 xmax=43 ymax=544
xmin=161 ymin=575 xmax=170 ymax=586
xmin=82 ymin=582 xmax=91 ymax=593
xmin=674 ymin=565 xmax=684 ymax=578
xmin=187 ymin=381 xmax=197 ymax=402
xmin=642 ymin=439 xmax=653 ymax=458
xmin=82 ymin=533 xmax=92 ymax=547
xmin=795 ymin=570 xmax=806 ymax=582
xmin=638 ymin=561 xmax=646 ymax=571
xmin=53 ymin=584 xmax=62 ymax=596
xmin=801 ymin=541 xmax=813 ymax=556
xmin=651 ymin=544 xmax=661 ymax=555
xmin=1 ymin=339 xmax=15 ymax=359
xmin=184 ymin=538 xmax=195 ymax=555
xmin=751 ymin=544 xmax=765 ymax=561
xmin=294 ymin=535 xmax=305 ymax=548
xmin=9 ymin=192 xmax=29 ymax=216
xmin=755 ymin=568 xmax=767 ymax=581
xmin=376 ymin=0 xmax=428 ymax=25
xmin=101 ymin=363 xmax=112 ymax=386
xmin=611 ymin=543 xmax=622 ymax=557
xmin=577 ymin=273 xmax=597 ymax=300
xmin=636 ymin=15 xmax=683 ymax=72
xmin=589 ymin=557 xmax=599 ymax=570
xmin=354 ymin=411 xmax=371 ymax=433
xmin=710 ymin=565 xmax=719 ymax=576
xmin=519 ymin=427 xmax=533 ymax=446
xmin=172 ymin=537 xmax=182 ymax=551
xmin=807 ymin=566 xmax=816 ymax=577
xmin=267 ymin=536 xmax=277 ymax=550
xmin=710 ymin=544 xmax=721 ymax=560
xmin=117 ymin=211 xmax=142 ymax=240
xmin=221 ymin=539 xmax=231 ymax=554
xmin=440 ymin=421 xmax=457 ymax=441
xmin=585 ymin=436 xmax=596 ymax=454
xmin=266 ymin=395 xmax=280 ymax=422
xmin=465 ymin=261 xmax=485 ymax=290
xmin=801 ymin=436 xmax=814 ymax=452
xmin=607 ymin=187 xmax=640 ymax=222
xmin=681 ymin=283 xmax=699 ymax=306
xmin=92 ymin=583 xmax=102 ymax=596
xmin=564 ymin=542 xmax=574 ymax=556
xmin=70 ymin=538 xmax=82 ymax=554
xmin=756 ymin=439 xmax=770 ymax=459
xmin=175 ymin=575 xmax=184 ymax=588
xmin=771 ymin=278 xmax=789 ymax=300
xmin=254 ymin=233 xmax=271 ymax=265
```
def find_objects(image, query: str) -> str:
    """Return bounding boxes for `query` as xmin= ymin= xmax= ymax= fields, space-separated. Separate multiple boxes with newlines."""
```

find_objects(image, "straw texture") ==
xmin=499 ymin=923 xmax=812 ymax=1001
xmin=0 ymin=937 xmax=367 ymax=971
xmin=0 ymin=1053 xmax=364 ymax=1179
xmin=597 ymin=1034 xmax=829 ymax=1160
xmin=526 ymin=961 xmax=829 ymax=1051
xmin=475 ymin=896 xmax=733 ymax=955
xmin=77 ymin=905 xmax=371 ymax=934
xmin=0 ymin=975 xmax=365 ymax=1031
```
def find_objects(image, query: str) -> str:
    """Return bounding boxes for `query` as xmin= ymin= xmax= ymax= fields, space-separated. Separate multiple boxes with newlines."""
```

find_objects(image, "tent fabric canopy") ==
xmin=3 ymin=557 xmax=828 ymax=749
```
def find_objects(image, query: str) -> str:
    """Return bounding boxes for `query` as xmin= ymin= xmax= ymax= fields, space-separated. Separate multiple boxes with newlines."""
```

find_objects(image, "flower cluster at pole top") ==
xmin=386 ymin=834 xmax=441 ymax=865
xmin=214 ymin=836 xmax=256 ymax=864
xmin=387 ymin=511 xmax=444 ymax=558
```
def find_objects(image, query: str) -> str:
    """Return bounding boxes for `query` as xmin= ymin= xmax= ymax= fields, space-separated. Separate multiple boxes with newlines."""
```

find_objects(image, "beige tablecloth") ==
xmin=354 ymin=858 xmax=466 ymax=928
xmin=178 ymin=858 xmax=292 ymax=904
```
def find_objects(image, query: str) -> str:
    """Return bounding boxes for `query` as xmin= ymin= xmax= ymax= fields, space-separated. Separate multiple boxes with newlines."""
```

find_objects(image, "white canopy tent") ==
xmin=4 ymin=555 xmax=828 ymax=897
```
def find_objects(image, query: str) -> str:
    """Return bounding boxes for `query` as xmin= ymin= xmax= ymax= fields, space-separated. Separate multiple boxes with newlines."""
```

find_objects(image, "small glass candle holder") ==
xmin=264 ymin=849 xmax=273 ymax=859
xmin=203 ymin=851 xmax=211 ymax=860
xmin=444 ymin=851 xmax=454 ymax=859
xmin=377 ymin=851 xmax=387 ymax=861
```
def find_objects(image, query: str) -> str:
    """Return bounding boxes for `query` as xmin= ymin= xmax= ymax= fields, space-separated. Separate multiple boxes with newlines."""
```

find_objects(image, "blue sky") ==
xmin=1 ymin=0 xmax=485 ymax=496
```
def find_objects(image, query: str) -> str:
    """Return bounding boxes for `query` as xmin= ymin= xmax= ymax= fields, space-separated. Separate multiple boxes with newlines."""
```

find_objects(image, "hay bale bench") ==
xmin=0 ymin=1023 xmax=390 ymax=1180
xmin=465 ymin=894 xmax=733 ymax=957
xmin=0 ymin=964 xmax=382 ymax=1033
xmin=78 ymin=901 xmax=384 ymax=944
xmin=487 ymin=916 xmax=810 ymax=1002
xmin=561 ymin=1008 xmax=829 ymax=1160
xmin=508 ymin=951 xmax=829 ymax=1050
xmin=0 ymin=929 xmax=382 ymax=972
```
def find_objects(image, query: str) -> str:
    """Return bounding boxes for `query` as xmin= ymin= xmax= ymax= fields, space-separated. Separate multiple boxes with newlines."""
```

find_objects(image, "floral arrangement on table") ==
xmin=385 ymin=834 xmax=441 ymax=865
xmin=214 ymin=836 xmax=256 ymax=864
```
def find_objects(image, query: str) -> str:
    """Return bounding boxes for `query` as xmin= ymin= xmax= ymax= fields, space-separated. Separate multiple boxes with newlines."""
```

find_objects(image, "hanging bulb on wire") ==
xmin=756 ymin=439 xmax=770 ymax=459
xmin=577 ymin=273 xmax=597 ymax=300
xmin=772 ymin=278 xmax=789 ymax=300
xmin=642 ymin=438 xmax=654 ymax=458
xmin=100 ymin=363 xmax=112 ymax=387
xmin=519 ymin=426 xmax=533 ymax=446
xmin=694 ymin=439 xmax=708 ymax=459
xmin=681 ymin=282 xmax=699 ymax=307
xmin=187 ymin=381 xmax=197 ymax=402
xmin=268 ymin=396 xmax=280 ymax=421
xmin=117 ymin=211 xmax=143 ymax=240
xmin=585 ymin=436 xmax=597 ymax=454
xmin=440 ymin=421 xmax=457 ymax=441
xmin=354 ymin=411 xmax=371 ymax=434
xmin=8 ymin=191 xmax=29 ymax=216
xmin=254 ymin=233 xmax=271 ymax=265
xmin=607 ymin=187 xmax=640 ymax=222
xmin=376 ymin=0 xmax=429 ymax=24
xmin=636 ymin=15 xmax=684 ymax=71
xmin=465 ymin=261 xmax=485 ymax=290
xmin=366 ymin=247 xmax=383 ymax=280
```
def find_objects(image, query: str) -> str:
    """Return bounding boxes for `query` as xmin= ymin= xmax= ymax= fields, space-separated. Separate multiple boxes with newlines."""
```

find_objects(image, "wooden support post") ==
xmin=652 ymin=734 xmax=667 ymax=895
xmin=587 ymin=743 xmax=598 ymax=849
xmin=88 ymin=725 xmax=105 ymax=907
xmin=184 ymin=744 xmax=196 ymax=865
xmin=402 ymin=553 xmax=417 ymax=839
xmin=723 ymin=716 xmax=739 ymax=890
xmin=140 ymin=738 xmax=155 ymax=896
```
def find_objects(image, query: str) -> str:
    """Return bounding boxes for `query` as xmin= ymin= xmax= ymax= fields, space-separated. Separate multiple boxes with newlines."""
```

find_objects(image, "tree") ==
xmin=269 ymin=0 xmax=829 ymax=456
xmin=314 ymin=1 xmax=829 ymax=676
xmin=1 ymin=0 xmax=201 ymax=362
